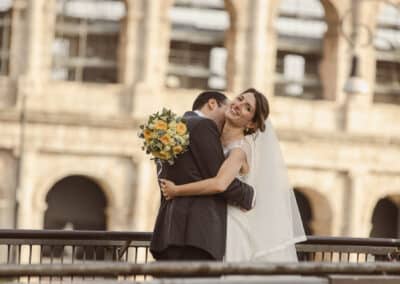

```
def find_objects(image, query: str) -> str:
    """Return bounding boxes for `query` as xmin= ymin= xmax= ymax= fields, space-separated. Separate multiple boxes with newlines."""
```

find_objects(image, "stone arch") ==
xmin=372 ymin=1 xmax=400 ymax=104
xmin=18 ymin=154 xmax=137 ymax=231
xmin=51 ymin=0 xmax=127 ymax=83
xmin=374 ymin=0 xmax=400 ymax=43
xmin=293 ymin=189 xmax=313 ymax=235
xmin=268 ymin=0 xmax=341 ymax=17
xmin=162 ymin=0 xmax=239 ymax=25
xmin=272 ymin=0 xmax=342 ymax=101
xmin=164 ymin=0 xmax=236 ymax=91
xmin=33 ymin=169 xmax=117 ymax=229
xmin=319 ymin=0 xmax=343 ymax=102
xmin=319 ymin=0 xmax=341 ymax=40
xmin=43 ymin=175 xmax=108 ymax=230
xmin=369 ymin=196 xmax=399 ymax=238
xmin=364 ymin=188 xmax=400 ymax=237
xmin=294 ymin=187 xmax=333 ymax=235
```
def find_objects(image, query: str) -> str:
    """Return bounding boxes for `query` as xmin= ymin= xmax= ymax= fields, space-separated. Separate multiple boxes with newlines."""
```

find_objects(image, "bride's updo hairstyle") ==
xmin=242 ymin=88 xmax=270 ymax=136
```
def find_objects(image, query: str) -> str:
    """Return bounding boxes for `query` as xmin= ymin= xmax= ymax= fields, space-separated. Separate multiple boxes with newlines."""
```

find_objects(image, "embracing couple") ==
xmin=150 ymin=88 xmax=306 ymax=262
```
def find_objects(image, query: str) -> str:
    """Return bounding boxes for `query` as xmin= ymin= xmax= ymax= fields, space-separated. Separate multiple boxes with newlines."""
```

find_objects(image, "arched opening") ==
xmin=373 ymin=3 xmax=400 ymax=105
xmin=0 ymin=0 xmax=12 ymax=76
xmin=274 ymin=0 xmax=327 ymax=99
xmin=44 ymin=175 xmax=107 ymax=231
xmin=43 ymin=175 xmax=108 ymax=259
xmin=294 ymin=188 xmax=313 ymax=235
xmin=166 ymin=0 xmax=230 ymax=90
xmin=370 ymin=197 xmax=399 ymax=238
xmin=51 ymin=0 xmax=126 ymax=83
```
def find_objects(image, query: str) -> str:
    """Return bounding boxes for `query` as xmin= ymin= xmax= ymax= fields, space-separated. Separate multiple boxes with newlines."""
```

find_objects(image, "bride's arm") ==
xmin=160 ymin=148 xmax=246 ymax=199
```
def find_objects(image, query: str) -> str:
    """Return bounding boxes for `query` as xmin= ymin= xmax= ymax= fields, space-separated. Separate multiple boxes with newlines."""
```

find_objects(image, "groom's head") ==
xmin=192 ymin=91 xmax=228 ymax=131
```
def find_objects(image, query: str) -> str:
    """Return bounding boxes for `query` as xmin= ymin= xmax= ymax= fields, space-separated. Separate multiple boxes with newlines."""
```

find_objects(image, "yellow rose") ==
xmin=159 ymin=134 xmax=172 ymax=145
xmin=154 ymin=119 xmax=168 ymax=130
xmin=173 ymin=145 xmax=183 ymax=154
xmin=143 ymin=129 xmax=152 ymax=141
xmin=176 ymin=122 xmax=187 ymax=135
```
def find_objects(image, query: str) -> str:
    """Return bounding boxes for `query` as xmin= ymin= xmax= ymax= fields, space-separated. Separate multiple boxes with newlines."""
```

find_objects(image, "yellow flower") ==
xmin=160 ymin=134 xmax=172 ymax=145
xmin=154 ymin=119 xmax=168 ymax=130
xmin=143 ymin=129 xmax=152 ymax=141
xmin=176 ymin=122 xmax=187 ymax=135
xmin=173 ymin=145 xmax=183 ymax=154
xmin=140 ymin=109 xmax=189 ymax=164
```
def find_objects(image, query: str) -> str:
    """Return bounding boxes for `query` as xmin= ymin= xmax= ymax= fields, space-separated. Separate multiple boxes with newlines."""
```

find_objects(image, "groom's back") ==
xmin=150 ymin=111 xmax=227 ymax=260
xmin=163 ymin=113 xmax=205 ymax=183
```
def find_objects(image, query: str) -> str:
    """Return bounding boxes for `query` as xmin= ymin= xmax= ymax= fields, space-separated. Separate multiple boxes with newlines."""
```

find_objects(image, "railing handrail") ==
xmin=0 ymin=229 xmax=152 ymax=241
xmin=0 ymin=262 xmax=400 ymax=277
xmin=0 ymin=229 xmax=399 ymax=247
xmin=303 ymin=235 xmax=400 ymax=247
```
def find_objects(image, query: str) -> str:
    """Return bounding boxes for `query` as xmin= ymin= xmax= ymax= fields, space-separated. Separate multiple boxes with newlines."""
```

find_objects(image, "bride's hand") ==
xmin=159 ymin=179 xmax=178 ymax=200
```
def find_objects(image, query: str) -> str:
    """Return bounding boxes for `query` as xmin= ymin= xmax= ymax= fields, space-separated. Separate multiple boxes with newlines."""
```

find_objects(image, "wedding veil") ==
xmin=245 ymin=119 xmax=306 ymax=261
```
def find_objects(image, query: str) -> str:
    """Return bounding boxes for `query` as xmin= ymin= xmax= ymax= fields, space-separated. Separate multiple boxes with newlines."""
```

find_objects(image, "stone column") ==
xmin=119 ymin=0 xmax=144 ymax=86
xmin=14 ymin=1 xmax=51 ymax=227
xmin=107 ymin=158 xmax=137 ymax=230
xmin=246 ymin=0 xmax=270 ymax=92
xmin=131 ymin=157 xmax=159 ymax=231
xmin=143 ymin=0 xmax=165 ymax=88
xmin=133 ymin=0 xmax=171 ymax=116
xmin=319 ymin=1 xmax=349 ymax=102
xmin=225 ymin=0 xmax=249 ymax=93
xmin=17 ymin=0 xmax=55 ymax=112
xmin=25 ymin=0 xmax=52 ymax=82
xmin=17 ymin=150 xmax=42 ymax=229
xmin=0 ymin=151 xmax=17 ymax=228
xmin=343 ymin=1 xmax=378 ymax=106
xmin=9 ymin=0 xmax=28 ymax=79
xmin=340 ymin=2 xmax=380 ymax=133
xmin=344 ymin=169 xmax=370 ymax=237
xmin=228 ymin=0 xmax=276 ymax=95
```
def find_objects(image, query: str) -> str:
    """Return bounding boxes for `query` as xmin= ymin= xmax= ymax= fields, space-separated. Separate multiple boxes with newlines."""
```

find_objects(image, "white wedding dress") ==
xmin=223 ymin=140 xmax=254 ymax=262
xmin=223 ymin=120 xmax=306 ymax=262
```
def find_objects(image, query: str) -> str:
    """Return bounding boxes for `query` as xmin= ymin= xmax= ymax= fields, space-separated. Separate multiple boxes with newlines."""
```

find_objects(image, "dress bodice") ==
xmin=223 ymin=138 xmax=253 ymax=262
xmin=223 ymin=139 xmax=251 ymax=179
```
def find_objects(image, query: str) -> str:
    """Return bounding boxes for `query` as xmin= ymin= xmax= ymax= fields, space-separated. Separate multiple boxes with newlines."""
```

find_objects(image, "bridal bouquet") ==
xmin=138 ymin=108 xmax=189 ymax=165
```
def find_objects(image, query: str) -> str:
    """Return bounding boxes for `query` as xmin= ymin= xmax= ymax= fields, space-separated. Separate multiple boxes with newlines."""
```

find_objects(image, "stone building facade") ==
xmin=0 ymin=0 xmax=399 ymax=238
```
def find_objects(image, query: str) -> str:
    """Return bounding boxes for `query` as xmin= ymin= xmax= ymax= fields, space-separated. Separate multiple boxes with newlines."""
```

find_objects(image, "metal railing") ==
xmin=0 ymin=230 xmax=153 ymax=266
xmin=0 ymin=230 xmax=399 ymax=283
xmin=1 ymin=262 xmax=400 ymax=284
xmin=297 ymin=236 xmax=400 ymax=262
xmin=1 ymin=230 xmax=399 ymax=266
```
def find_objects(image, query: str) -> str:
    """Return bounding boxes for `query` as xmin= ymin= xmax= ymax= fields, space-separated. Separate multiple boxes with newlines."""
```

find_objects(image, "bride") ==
xmin=160 ymin=88 xmax=306 ymax=262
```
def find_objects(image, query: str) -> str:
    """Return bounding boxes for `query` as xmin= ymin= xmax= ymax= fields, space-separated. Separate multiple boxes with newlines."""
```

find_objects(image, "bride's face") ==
xmin=225 ymin=92 xmax=257 ymax=130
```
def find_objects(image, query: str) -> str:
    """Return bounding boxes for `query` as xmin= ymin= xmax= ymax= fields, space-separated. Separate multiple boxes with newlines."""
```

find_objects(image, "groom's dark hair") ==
xmin=192 ymin=91 xmax=227 ymax=111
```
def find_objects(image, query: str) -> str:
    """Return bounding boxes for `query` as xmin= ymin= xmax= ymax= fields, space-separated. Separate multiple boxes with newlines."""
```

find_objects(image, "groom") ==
xmin=150 ymin=91 xmax=255 ymax=261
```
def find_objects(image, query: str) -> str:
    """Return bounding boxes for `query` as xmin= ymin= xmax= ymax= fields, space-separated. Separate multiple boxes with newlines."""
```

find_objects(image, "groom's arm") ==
xmin=190 ymin=119 xmax=254 ymax=210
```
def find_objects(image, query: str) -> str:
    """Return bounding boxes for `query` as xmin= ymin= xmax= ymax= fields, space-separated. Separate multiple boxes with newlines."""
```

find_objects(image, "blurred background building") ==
xmin=0 ymin=0 xmax=399 ymax=238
